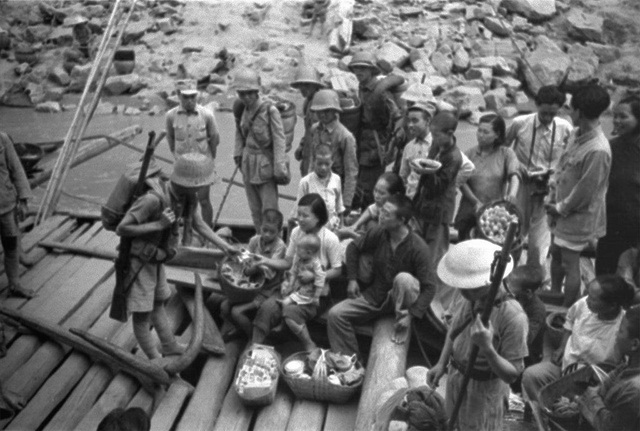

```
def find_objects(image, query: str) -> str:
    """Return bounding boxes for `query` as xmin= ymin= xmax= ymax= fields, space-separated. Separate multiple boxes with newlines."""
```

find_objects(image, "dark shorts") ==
xmin=254 ymin=296 xmax=318 ymax=332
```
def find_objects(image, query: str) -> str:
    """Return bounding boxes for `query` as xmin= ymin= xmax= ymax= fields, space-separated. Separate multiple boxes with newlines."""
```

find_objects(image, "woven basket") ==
xmin=475 ymin=200 xmax=523 ymax=248
xmin=545 ymin=311 xmax=567 ymax=350
xmin=281 ymin=351 xmax=363 ymax=403
xmin=219 ymin=255 xmax=265 ymax=304
xmin=538 ymin=365 xmax=606 ymax=428
xmin=234 ymin=344 xmax=281 ymax=406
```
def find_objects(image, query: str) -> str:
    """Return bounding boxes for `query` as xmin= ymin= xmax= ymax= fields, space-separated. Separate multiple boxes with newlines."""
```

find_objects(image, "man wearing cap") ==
xmin=426 ymin=239 xmax=528 ymax=430
xmin=166 ymin=79 xmax=219 ymax=229
xmin=327 ymin=194 xmax=436 ymax=358
xmin=348 ymin=52 xmax=403 ymax=210
xmin=233 ymin=68 xmax=288 ymax=229
xmin=308 ymin=89 xmax=358 ymax=212
xmin=290 ymin=65 xmax=325 ymax=176
xmin=116 ymin=153 xmax=236 ymax=361
xmin=399 ymin=101 xmax=435 ymax=199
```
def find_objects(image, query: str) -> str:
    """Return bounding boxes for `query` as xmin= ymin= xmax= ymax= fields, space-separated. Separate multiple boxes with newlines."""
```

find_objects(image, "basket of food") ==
xmin=475 ymin=200 xmax=522 ymax=246
xmin=538 ymin=365 xmax=607 ymax=429
xmin=410 ymin=157 xmax=442 ymax=175
xmin=282 ymin=349 xmax=365 ymax=403
xmin=219 ymin=250 xmax=266 ymax=304
xmin=234 ymin=344 xmax=281 ymax=406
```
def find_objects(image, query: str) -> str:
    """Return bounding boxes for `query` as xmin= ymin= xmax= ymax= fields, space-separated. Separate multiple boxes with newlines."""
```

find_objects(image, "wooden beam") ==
xmin=149 ymin=382 xmax=191 ymax=431
xmin=355 ymin=317 xmax=409 ymax=431
xmin=253 ymin=390 xmax=294 ymax=431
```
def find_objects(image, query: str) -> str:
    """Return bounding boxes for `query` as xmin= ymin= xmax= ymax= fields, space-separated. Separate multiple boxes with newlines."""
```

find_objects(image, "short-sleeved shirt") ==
xmin=289 ymin=256 xmax=326 ymax=304
xmin=293 ymin=172 xmax=345 ymax=224
xmin=247 ymin=234 xmax=286 ymax=281
xmin=166 ymin=105 xmax=218 ymax=157
xmin=450 ymin=295 xmax=528 ymax=373
xmin=455 ymin=145 xmax=520 ymax=223
xmin=562 ymin=296 xmax=623 ymax=370
xmin=286 ymin=226 xmax=342 ymax=295
xmin=399 ymin=134 xmax=432 ymax=199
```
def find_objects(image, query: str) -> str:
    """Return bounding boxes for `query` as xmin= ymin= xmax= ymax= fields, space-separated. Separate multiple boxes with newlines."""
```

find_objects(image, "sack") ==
xmin=101 ymin=161 xmax=162 ymax=231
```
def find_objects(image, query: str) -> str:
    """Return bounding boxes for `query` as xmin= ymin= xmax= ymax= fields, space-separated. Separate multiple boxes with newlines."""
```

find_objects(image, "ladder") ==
xmin=35 ymin=0 xmax=138 ymax=224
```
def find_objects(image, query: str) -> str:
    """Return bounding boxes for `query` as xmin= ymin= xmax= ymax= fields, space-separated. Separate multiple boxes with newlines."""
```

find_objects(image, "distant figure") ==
xmin=166 ymin=79 xmax=219 ymax=229
xmin=0 ymin=132 xmax=33 ymax=298
xmin=97 ymin=407 xmax=150 ymax=431
xmin=62 ymin=15 xmax=97 ymax=73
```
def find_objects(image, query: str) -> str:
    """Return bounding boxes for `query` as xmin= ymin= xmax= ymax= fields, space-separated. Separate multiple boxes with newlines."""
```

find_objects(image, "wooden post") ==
xmin=176 ymin=341 xmax=243 ymax=431
xmin=355 ymin=316 xmax=409 ymax=431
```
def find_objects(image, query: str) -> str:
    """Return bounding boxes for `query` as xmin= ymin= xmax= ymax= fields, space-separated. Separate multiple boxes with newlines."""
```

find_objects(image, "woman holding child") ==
xmin=251 ymin=193 xmax=342 ymax=350
xmin=454 ymin=113 xmax=520 ymax=240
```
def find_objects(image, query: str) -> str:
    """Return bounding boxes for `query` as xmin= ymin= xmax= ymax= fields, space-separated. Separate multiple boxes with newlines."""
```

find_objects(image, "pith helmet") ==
xmin=175 ymin=79 xmax=198 ymax=96
xmin=290 ymin=65 xmax=325 ymax=89
xmin=63 ymin=15 xmax=89 ymax=27
xmin=310 ymin=89 xmax=342 ymax=112
xmin=401 ymin=83 xmax=435 ymax=104
xmin=170 ymin=153 xmax=216 ymax=188
xmin=348 ymin=52 xmax=380 ymax=74
xmin=437 ymin=239 xmax=514 ymax=289
xmin=232 ymin=68 xmax=261 ymax=92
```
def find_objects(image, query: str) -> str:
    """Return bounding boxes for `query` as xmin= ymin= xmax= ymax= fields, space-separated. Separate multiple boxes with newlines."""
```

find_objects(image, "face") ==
xmin=430 ymin=125 xmax=453 ymax=148
xmin=179 ymin=93 xmax=197 ymax=112
xmin=351 ymin=66 xmax=374 ymax=84
xmin=260 ymin=222 xmax=279 ymax=244
xmin=477 ymin=122 xmax=498 ymax=148
xmin=316 ymin=110 xmax=337 ymax=125
xmin=536 ymin=103 xmax=561 ymax=126
xmin=296 ymin=244 xmax=315 ymax=260
xmin=372 ymin=178 xmax=391 ymax=207
xmin=612 ymin=103 xmax=638 ymax=137
xmin=586 ymin=281 xmax=616 ymax=315
xmin=379 ymin=201 xmax=402 ymax=230
xmin=237 ymin=90 xmax=259 ymax=108
xmin=505 ymin=276 xmax=530 ymax=303
xmin=313 ymin=154 xmax=333 ymax=179
xmin=297 ymin=83 xmax=320 ymax=99
xmin=296 ymin=205 xmax=320 ymax=233
xmin=460 ymin=285 xmax=490 ymax=302
xmin=406 ymin=111 xmax=429 ymax=139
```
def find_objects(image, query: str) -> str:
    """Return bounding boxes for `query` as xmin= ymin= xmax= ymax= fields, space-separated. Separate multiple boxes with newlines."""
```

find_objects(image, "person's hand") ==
xmin=551 ymin=346 xmax=564 ymax=366
xmin=298 ymin=270 xmax=315 ymax=284
xmin=545 ymin=203 xmax=561 ymax=217
xmin=474 ymin=201 xmax=483 ymax=212
xmin=16 ymin=199 xmax=28 ymax=222
xmin=347 ymin=280 xmax=361 ymax=299
xmin=505 ymin=194 xmax=517 ymax=205
xmin=426 ymin=362 xmax=446 ymax=388
xmin=577 ymin=386 xmax=602 ymax=424
xmin=294 ymin=146 xmax=303 ymax=161
xmin=470 ymin=314 xmax=494 ymax=353
xmin=233 ymin=156 xmax=242 ymax=168
xmin=159 ymin=207 xmax=176 ymax=228
xmin=392 ymin=314 xmax=411 ymax=344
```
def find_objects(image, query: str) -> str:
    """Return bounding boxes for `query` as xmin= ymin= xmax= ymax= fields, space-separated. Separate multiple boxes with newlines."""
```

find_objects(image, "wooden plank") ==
xmin=166 ymin=266 xmax=221 ymax=292
xmin=323 ymin=400 xmax=358 ymax=431
xmin=21 ymin=215 xmax=69 ymax=252
xmin=127 ymin=387 xmax=154 ymax=414
xmin=253 ymin=389 xmax=294 ymax=431
xmin=72 ymin=372 xmax=139 ymax=431
xmin=149 ymin=382 xmax=191 ymax=431
xmin=211 ymin=386 xmax=254 ymax=431
xmin=286 ymin=400 xmax=326 ymax=431
xmin=355 ymin=317 xmax=409 ymax=431
xmin=176 ymin=341 xmax=243 ymax=431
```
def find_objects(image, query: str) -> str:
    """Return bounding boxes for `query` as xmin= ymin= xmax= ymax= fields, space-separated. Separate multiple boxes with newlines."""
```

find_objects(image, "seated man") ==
xmin=577 ymin=304 xmax=640 ymax=431
xmin=327 ymin=194 xmax=436 ymax=358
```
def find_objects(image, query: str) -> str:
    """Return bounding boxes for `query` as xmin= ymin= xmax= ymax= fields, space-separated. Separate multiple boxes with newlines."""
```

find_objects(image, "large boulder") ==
xmin=49 ymin=66 xmax=70 ymax=86
xmin=565 ymin=44 xmax=599 ymax=88
xmin=566 ymin=9 xmax=603 ymax=43
xmin=103 ymin=73 xmax=144 ymax=95
xmin=501 ymin=0 xmax=556 ymax=22
xmin=484 ymin=87 xmax=508 ymax=111
xmin=25 ymin=25 xmax=52 ymax=43
xmin=483 ymin=16 xmax=510 ymax=37
xmin=522 ymin=36 xmax=571 ymax=95
xmin=442 ymin=85 xmax=486 ymax=116
xmin=69 ymin=63 xmax=92 ymax=92
xmin=469 ymin=56 xmax=515 ymax=76
xmin=47 ymin=26 xmax=74 ymax=45
xmin=376 ymin=42 xmax=410 ymax=69
xmin=586 ymin=42 xmax=620 ymax=64
xmin=430 ymin=51 xmax=453 ymax=76
xmin=604 ymin=55 xmax=640 ymax=87
xmin=452 ymin=46 xmax=470 ymax=72
xmin=35 ymin=101 xmax=61 ymax=113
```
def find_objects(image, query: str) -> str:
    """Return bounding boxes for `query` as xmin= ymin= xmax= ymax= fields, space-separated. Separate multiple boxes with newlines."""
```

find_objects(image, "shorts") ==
xmin=127 ymin=257 xmax=172 ymax=313
xmin=282 ymin=302 xmax=318 ymax=325
xmin=553 ymin=236 xmax=589 ymax=252
xmin=0 ymin=210 xmax=19 ymax=238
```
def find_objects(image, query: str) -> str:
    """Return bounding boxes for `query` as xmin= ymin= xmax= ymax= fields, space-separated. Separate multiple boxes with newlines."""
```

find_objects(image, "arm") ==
xmin=616 ymin=248 xmax=639 ymax=290
xmin=165 ymin=113 xmax=176 ymax=154
xmin=399 ymin=143 xmax=411 ymax=183
xmin=335 ymin=177 xmax=346 ymax=215
xmin=506 ymin=175 xmax=520 ymax=202
xmin=191 ymin=203 xmax=235 ymax=254
xmin=342 ymin=133 xmax=358 ymax=208
xmin=504 ymin=147 xmax=521 ymax=202
xmin=426 ymin=324 xmax=454 ymax=387
xmin=115 ymin=195 xmax=170 ymax=237
xmin=313 ymin=260 xmax=326 ymax=301
xmin=471 ymin=315 xmax=524 ymax=383
xmin=4 ymin=133 xmax=32 ymax=201
xmin=460 ymin=183 xmax=482 ymax=209
xmin=352 ymin=208 xmax=374 ymax=231
xmin=205 ymin=110 xmax=219 ymax=159
xmin=556 ymin=151 xmax=611 ymax=216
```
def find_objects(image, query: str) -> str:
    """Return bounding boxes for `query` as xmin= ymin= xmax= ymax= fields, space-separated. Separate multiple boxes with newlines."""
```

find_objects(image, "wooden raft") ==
xmin=0 ymin=220 xmax=361 ymax=431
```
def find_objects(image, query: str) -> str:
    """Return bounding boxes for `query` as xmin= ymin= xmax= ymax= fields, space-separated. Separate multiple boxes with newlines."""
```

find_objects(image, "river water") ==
xmin=0 ymin=100 xmax=612 ymax=225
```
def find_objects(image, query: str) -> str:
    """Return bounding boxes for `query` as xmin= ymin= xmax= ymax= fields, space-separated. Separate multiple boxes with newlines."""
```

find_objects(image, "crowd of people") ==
xmin=1 ymin=57 xmax=639 ymax=429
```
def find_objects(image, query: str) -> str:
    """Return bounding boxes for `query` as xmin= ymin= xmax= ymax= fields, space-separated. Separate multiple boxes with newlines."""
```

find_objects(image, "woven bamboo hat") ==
xmin=63 ymin=15 xmax=89 ymax=27
xmin=437 ymin=239 xmax=513 ymax=289
xmin=170 ymin=153 xmax=216 ymax=188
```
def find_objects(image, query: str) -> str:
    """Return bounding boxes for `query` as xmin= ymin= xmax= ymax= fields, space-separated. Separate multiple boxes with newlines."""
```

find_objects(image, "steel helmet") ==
xmin=310 ymin=89 xmax=342 ymax=112
xmin=290 ymin=65 xmax=325 ymax=89
xmin=401 ymin=83 xmax=435 ymax=104
xmin=232 ymin=68 xmax=261 ymax=92
xmin=348 ymin=51 xmax=380 ymax=73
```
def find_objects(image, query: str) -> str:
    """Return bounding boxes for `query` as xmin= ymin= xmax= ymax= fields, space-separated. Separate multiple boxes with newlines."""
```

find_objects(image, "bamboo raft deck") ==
xmin=0 ymin=216 xmax=366 ymax=431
